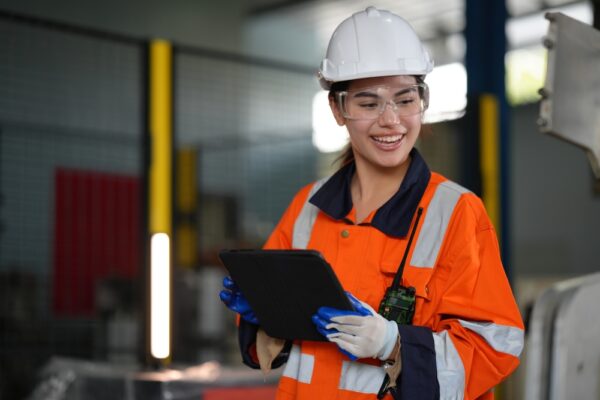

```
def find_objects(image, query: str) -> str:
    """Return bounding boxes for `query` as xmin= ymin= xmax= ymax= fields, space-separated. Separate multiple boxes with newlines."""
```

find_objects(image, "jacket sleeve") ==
xmin=396 ymin=194 xmax=524 ymax=400
xmin=239 ymin=319 xmax=293 ymax=369
xmin=237 ymin=183 xmax=314 ymax=368
xmin=262 ymin=182 xmax=314 ymax=250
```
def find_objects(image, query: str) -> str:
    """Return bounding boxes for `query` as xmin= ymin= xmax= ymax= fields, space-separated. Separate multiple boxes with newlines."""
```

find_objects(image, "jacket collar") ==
xmin=309 ymin=148 xmax=431 ymax=238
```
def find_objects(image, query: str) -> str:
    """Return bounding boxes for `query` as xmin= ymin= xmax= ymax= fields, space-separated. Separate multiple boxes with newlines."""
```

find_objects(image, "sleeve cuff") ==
xmin=238 ymin=320 xmax=292 ymax=369
xmin=394 ymin=325 xmax=440 ymax=400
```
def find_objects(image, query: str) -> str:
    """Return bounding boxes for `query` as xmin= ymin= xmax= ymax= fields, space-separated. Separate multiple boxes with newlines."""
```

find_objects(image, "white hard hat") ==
xmin=318 ymin=6 xmax=434 ymax=90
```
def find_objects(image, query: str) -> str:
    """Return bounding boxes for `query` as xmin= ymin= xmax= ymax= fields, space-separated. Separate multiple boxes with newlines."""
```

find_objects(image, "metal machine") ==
xmin=538 ymin=12 xmax=600 ymax=179
xmin=525 ymin=12 xmax=600 ymax=400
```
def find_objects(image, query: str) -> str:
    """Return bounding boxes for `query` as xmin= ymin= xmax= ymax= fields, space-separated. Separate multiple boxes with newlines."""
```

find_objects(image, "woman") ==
xmin=221 ymin=6 xmax=524 ymax=400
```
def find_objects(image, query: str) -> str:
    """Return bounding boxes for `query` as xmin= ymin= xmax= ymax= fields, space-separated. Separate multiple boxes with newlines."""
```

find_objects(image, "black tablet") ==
xmin=218 ymin=249 xmax=354 ymax=341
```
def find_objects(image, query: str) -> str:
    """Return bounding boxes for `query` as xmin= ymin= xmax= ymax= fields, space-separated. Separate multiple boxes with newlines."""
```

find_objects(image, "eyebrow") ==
xmin=394 ymin=87 xmax=417 ymax=96
xmin=352 ymin=92 xmax=379 ymax=99
xmin=352 ymin=86 xmax=417 ymax=98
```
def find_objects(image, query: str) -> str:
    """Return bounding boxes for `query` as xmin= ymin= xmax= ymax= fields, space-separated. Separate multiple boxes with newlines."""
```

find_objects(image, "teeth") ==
xmin=372 ymin=135 xmax=403 ymax=143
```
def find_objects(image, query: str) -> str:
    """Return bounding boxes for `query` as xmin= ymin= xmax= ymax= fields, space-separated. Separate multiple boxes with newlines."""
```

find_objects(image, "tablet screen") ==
xmin=219 ymin=249 xmax=353 ymax=341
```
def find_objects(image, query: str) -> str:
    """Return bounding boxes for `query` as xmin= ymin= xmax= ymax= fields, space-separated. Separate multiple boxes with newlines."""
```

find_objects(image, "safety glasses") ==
xmin=335 ymin=83 xmax=429 ymax=120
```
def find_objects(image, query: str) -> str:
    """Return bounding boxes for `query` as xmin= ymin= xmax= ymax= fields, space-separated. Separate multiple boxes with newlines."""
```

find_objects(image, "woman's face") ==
xmin=330 ymin=75 xmax=423 ymax=170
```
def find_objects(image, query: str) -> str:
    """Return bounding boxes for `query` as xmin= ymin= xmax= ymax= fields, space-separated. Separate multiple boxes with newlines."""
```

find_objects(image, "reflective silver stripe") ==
xmin=458 ymin=320 xmax=524 ymax=357
xmin=292 ymin=178 xmax=328 ymax=249
xmin=282 ymin=344 xmax=314 ymax=384
xmin=338 ymin=360 xmax=386 ymax=394
xmin=433 ymin=331 xmax=466 ymax=400
xmin=411 ymin=180 xmax=470 ymax=268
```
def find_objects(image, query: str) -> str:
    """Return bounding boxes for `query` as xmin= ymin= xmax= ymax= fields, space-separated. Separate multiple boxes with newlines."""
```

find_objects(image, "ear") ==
xmin=329 ymin=95 xmax=346 ymax=126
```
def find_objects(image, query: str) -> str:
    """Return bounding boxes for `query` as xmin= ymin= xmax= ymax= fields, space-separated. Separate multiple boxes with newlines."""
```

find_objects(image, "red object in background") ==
xmin=203 ymin=386 xmax=277 ymax=400
xmin=53 ymin=168 xmax=141 ymax=316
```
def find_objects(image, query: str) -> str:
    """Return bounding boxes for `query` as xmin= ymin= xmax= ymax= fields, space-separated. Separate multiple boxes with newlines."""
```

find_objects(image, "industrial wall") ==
xmin=511 ymin=103 xmax=600 ymax=279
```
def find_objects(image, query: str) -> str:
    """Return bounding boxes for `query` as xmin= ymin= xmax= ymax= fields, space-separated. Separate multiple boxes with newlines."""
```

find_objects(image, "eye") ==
xmin=395 ymin=98 xmax=415 ymax=106
xmin=358 ymin=102 xmax=378 ymax=109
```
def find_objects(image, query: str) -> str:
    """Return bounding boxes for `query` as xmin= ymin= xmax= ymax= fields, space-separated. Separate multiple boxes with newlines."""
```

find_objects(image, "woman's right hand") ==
xmin=219 ymin=276 xmax=259 ymax=324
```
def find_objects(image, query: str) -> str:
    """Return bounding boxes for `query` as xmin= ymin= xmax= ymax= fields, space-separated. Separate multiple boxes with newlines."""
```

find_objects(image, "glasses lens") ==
xmin=340 ymin=84 xmax=427 ymax=120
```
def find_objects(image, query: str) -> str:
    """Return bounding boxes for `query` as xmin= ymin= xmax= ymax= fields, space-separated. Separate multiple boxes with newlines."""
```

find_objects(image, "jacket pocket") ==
xmin=379 ymin=262 xmax=433 ymax=301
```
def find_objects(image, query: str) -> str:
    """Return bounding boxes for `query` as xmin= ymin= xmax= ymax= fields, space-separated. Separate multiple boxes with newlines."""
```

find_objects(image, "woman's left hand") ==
xmin=312 ymin=292 xmax=399 ymax=360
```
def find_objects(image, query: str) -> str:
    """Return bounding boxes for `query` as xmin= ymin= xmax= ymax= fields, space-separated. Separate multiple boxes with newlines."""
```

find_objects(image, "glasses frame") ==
xmin=335 ymin=83 xmax=429 ymax=121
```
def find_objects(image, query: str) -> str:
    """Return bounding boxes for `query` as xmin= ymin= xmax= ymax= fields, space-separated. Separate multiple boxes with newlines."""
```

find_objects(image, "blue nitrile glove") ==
xmin=311 ymin=292 xmax=371 ymax=360
xmin=219 ymin=276 xmax=259 ymax=324
xmin=312 ymin=292 xmax=398 ymax=361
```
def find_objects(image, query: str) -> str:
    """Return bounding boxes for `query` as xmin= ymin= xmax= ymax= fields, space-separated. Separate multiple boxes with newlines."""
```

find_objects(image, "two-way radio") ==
xmin=377 ymin=206 xmax=424 ymax=399
xmin=378 ymin=207 xmax=423 ymax=325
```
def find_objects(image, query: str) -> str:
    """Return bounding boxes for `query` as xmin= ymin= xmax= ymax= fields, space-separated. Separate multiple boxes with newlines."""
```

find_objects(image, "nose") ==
xmin=379 ymin=102 xmax=401 ymax=126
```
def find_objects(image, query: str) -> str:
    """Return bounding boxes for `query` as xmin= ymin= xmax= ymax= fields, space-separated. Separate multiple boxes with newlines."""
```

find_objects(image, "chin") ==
xmin=376 ymin=153 xmax=411 ymax=169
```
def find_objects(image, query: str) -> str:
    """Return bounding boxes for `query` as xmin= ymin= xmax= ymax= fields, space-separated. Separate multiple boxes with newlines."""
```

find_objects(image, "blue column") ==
xmin=464 ymin=0 xmax=511 ymax=280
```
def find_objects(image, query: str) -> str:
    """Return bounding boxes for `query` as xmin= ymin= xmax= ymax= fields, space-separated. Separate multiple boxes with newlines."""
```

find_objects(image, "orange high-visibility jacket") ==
xmin=238 ymin=149 xmax=524 ymax=400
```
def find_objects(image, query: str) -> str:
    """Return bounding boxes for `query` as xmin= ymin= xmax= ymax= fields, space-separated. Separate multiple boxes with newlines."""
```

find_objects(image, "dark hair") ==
xmin=329 ymin=75 xmax=427 ymax=168
xmin=328 ymin=81 xmax=353 ymax=167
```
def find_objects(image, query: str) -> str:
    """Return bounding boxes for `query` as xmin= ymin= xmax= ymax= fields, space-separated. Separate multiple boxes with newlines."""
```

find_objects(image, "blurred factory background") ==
xmin=0 ymin=0 xmax=599 ymax=399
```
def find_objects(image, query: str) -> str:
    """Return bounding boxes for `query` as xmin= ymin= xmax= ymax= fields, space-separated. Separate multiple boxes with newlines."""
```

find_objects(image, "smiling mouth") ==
xmin=371 ymin=134 xmax=405 ymax=144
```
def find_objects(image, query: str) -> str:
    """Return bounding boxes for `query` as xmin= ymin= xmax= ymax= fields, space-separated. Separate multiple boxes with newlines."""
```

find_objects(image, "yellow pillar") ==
xmin=148 ymin=39 xmax=173 ymax=364
xmin=149 ymin=39 xmax=173 ymax=236
xmin=176 ymin=148 xmax=198 ymax=269
xmin=479 ymin=94 xmax=501 ymax=235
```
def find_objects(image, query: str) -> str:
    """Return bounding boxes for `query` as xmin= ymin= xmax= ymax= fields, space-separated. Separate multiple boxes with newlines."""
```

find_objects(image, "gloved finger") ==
xmin=312 ymin=314 xmax=334 ymax=331
xmin=316 ymin=323 xmax=337 ymax=338
xmin=312 ymin=314 xmax=339 ymax=336
xmin=316 ymin=306 xmax=363 ymax=322
xmin=222 ymin=276 xmax=240 ymax=291
xmin=219 ymin=285 xmax=259 ymax=324
xmin=229 ymin=298 xmax=252 ymax=315
xmin=324 ymin=332 xmax=359 ymax=360
xmin=329 ymin=314 xmax=368 ymax=326
xmin=345 ymin=292 xmax=373 ymax=316
xmin=325 ymin=322 xmax=356 ymax=335
xmin=329 ymin=336 xmax=360 ymax=360
xmin=339 ymin=346 xmax=358 ymax=361
xmin=219 ymin=289 xmax=233 ymax=305
xmin=326 ymin=321 xmax=364 ymax=337
xmin=328 ymin=333 xmax=356 ymax=347
xmin=327 ymin=330 xmax=362 ymax=346
xmin=242 ymin=310 xmax=259 ymax=325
